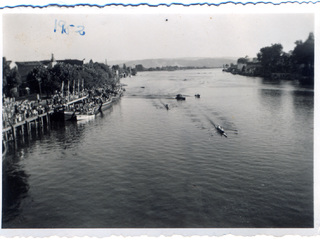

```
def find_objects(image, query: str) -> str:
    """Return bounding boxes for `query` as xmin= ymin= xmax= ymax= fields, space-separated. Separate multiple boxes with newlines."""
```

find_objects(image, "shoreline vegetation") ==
xmin=3 ymin=57 xmax=132 ymax=100
xmin=134 ymin=65 xmax=215 ymax=72
xmin=2 ymin=57 xmax=126 ymax=134
xmin=222 ymin=33 xmax=314 ymax=86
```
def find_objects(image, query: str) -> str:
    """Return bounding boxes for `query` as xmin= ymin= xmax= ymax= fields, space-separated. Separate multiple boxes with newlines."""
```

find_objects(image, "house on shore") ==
xmin=15 ymin=54 xmax=84 ymax=83
xmin=225 ymin=57 xmax=261 ymax=76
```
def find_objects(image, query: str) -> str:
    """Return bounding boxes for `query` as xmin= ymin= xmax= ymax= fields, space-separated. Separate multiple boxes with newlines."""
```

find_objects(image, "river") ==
xmin=2 ymin=68 xmax=314 ymax=228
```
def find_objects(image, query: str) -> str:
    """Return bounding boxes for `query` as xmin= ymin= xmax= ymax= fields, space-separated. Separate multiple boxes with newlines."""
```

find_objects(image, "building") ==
xmin=235 ymin=57 xmax=261 ymax=75
xmin=15 ymin=61 xmax=43 ymax=83
xmin=15 ymin=54 xmax=84 ymax=83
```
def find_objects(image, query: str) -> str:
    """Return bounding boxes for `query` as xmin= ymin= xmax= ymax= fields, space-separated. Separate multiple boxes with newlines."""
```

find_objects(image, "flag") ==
xmin=61 ymin=81 xmax=64 ymax=97
xmin=67 ymin=80 xmax=70 ymax=96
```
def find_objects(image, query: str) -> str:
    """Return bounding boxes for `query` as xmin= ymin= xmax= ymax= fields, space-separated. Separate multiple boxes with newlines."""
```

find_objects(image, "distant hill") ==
xmin=108 ymin=57 xmax=237 ymax=69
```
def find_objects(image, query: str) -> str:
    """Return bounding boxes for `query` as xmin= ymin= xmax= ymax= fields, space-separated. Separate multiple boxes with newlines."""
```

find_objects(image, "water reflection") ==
xmin=2 ymin=119 xmax=86 ymax=224
xmin=260 ymin=88 xmax=283 ymax=97
xmin=292 ymin=90 xmax=314 ymax=107
xmin=261 ymin=78 xmax=283 ymax=85
xmin=261 ymin=77 xmax=304 ymax=89
xmin=50 ymin=121 xmax=87 ymax=150
xmin=259 ymin=88 xmax=284 ymax=112
xmin=291 ymin=90 xmax=314 ymax=117
xmin=2 ymin=153 xmax=30 ymax=224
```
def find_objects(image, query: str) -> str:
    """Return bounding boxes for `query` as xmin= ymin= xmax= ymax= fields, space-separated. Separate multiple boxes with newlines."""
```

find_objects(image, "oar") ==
xmin=225 ymin=128 xmax=238 ymax=132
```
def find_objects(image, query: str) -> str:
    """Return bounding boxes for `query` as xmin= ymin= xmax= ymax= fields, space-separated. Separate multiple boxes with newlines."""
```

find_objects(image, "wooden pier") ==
xmin=2 ymin=93 xmax=122 ymax=154
xmin=2 ymin=110 xmax=53 ymax=143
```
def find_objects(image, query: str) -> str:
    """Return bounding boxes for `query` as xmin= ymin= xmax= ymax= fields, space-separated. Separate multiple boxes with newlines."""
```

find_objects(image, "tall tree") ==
xmin=292 ymin=32 xmax=314 ymax=77
xmin=257 ymin=43 xmax=283 ymax=76
xmin=50 ymin=63 xmax=77 ymax=94
xmin=3 ymin=57 xmax=21 ymax=97
xmin=27 ymin=65 xmax=49 ymax=96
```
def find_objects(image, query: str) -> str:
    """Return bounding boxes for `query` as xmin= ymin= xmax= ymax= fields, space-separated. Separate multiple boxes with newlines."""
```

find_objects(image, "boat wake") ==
xmin=183 ymin=105 xmax=238 ymax=139
xmin=127 ymin=94 xmax=176 ymax=99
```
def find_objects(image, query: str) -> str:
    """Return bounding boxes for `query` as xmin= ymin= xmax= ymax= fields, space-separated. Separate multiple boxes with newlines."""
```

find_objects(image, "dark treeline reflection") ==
xmin=2 ymin=157 xmax=30 ymax=224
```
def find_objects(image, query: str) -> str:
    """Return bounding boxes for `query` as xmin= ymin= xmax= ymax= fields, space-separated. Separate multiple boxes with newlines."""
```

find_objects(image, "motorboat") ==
xmin=175 ymin=94 xmax=186 ymax=101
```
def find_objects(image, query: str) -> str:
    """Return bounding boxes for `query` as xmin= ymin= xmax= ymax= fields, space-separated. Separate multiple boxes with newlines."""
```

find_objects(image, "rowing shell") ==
xmin=216 ymin=125 xmax=228 ymax=138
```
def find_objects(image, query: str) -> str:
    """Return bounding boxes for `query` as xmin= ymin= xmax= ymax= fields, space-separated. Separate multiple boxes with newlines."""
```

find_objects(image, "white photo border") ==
xmin=0 ymin=2 xmax=319 ymax=238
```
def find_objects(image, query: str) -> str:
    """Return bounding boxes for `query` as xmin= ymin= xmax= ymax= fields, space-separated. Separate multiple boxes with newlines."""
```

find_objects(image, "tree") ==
xmin=50 ymin=63 xmax=78 ymax=95
xmin=43 ymin=70 xmax=60 ymax=96
xmin=3 ymin=57 xmax=21 ymax=97
xmin=27 ymin=65 xmax=49 ymax=96
xmin=292 ymin=32 xmax=314 ymax=78
xmin=2 ymin=57 xmax=10 ymax=94
xmin=131 ymin=68 xmax=137 ymax=76
xmin=237 ymin=56 xmax=249 ymax=64
xmin=257 ymin=43 xmax=283 ymax=76
xmin=135 ymin=64 xmax=144 ymax=72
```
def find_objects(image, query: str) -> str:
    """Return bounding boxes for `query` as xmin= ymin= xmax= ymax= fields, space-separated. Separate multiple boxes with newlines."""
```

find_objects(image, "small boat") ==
xmin=66 ymin=89 xmax=123 ymax=121
xmin=64 ymin=110 xmax=76 ymax=121
xmin=75 ymin=106 xmax=98 ymax=121
xmin=63 ymin=96 xmax=88 ymax=121
xmin=110 ymin=92 xmax=122 ymax=103
xmin=216 ymin=125 xmax=227 ymax=138
xmin=175 ymin=94 xmax=186 ymax=101
xmin=99 ymin=98 xmax=113 ymax=111
xmin=76 ymin=113 xmax=95 ymax=121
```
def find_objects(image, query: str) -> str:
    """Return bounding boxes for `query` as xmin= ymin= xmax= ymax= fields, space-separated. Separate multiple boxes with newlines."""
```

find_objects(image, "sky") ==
xmin=2 ymin=13 xmax=314 ymax=63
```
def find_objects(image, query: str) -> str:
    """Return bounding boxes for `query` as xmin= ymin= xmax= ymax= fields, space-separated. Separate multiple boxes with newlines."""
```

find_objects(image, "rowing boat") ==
xmin=216 ymin=125 xmax=227 ymax=138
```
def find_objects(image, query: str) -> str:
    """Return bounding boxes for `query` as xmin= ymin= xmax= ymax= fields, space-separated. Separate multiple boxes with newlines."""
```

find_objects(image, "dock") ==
xmin=2 ymin=111 xmax=54 ymax=143
xmin=2 ymin=91 xmax=123 ymax=150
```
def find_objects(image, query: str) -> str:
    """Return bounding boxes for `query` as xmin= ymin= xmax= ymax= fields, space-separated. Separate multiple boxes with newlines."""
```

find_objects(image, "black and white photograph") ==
xmin=0 ymin=4 xmax=317 ymax=235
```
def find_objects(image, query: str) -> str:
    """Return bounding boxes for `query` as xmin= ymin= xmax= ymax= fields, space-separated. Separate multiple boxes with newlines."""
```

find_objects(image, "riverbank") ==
xmin=223 ymin=68 xmax=314 ymax=86
xmin=2 ymin=86 xmax=124 ymax=155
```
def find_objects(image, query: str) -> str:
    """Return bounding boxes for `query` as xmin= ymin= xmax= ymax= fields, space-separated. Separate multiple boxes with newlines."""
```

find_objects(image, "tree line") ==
xmin=135 ymin=65 xmax=211 ymax=72
xmin=229 ymin=32 xmax=314 ymax=85
xmin=2 ymin=59 xmax=134 ymax=98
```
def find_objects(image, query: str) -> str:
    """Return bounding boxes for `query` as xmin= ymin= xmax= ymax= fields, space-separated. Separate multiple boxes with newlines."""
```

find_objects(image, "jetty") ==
xmin=2 ymin=111 xmax=53 ymax=143
xmin=2 ymin=89 xmax=124 ymax=148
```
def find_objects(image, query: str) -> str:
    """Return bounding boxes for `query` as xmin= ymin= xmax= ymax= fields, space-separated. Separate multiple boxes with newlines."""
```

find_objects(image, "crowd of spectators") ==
xmin=2 ymin=88 xmax=119 ymax=128
xmin=2 ymin=97 xmax=50 ymax=128
xmin=2 ymin=91 xmax=89 ymax=128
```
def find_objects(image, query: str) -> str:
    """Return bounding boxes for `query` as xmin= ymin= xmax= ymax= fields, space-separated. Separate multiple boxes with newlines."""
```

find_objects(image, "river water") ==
xmin=2 ymin=69 xmax=314 ymax=228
